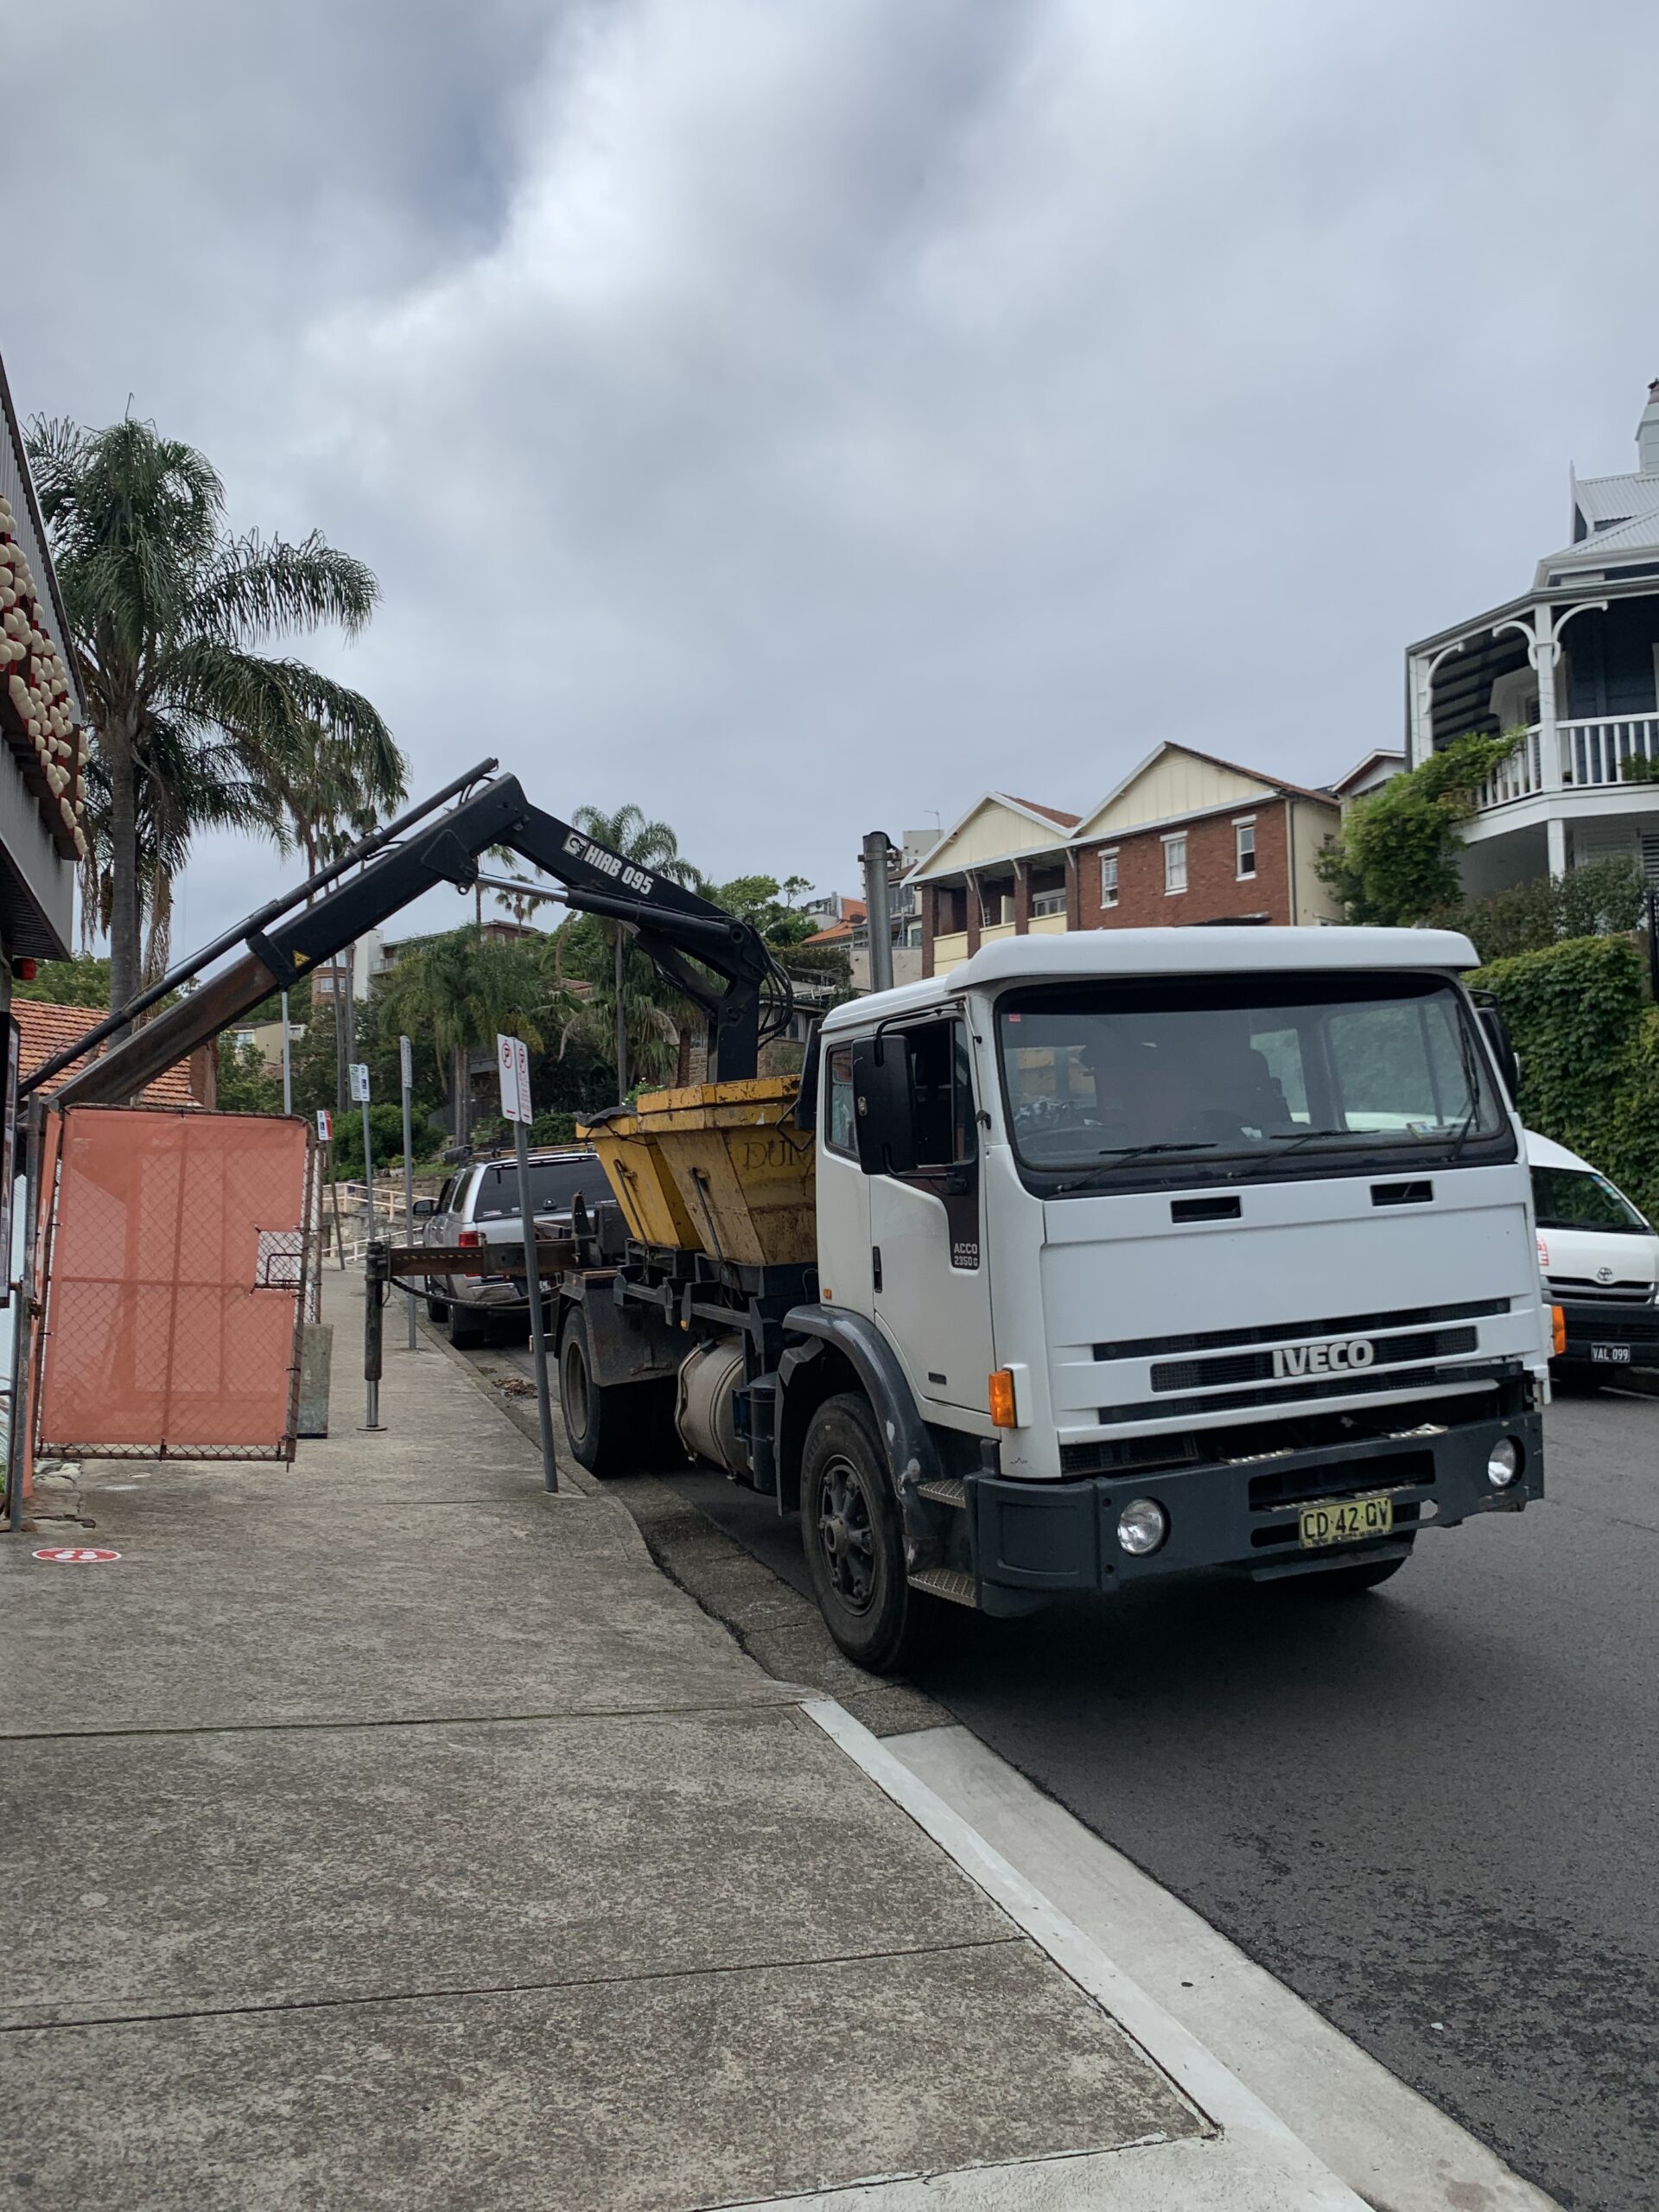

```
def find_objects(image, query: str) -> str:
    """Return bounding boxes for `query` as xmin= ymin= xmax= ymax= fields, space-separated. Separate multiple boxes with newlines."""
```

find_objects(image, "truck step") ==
xmin=908 ymin=1566 xmax=979 ymax=1609
xmin=916 ymin=1477 xmax=969 ymax=1510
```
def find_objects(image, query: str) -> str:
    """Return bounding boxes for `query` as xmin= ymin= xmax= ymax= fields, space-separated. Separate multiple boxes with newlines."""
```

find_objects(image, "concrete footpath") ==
xmin=0 ymin=1273 xmax=1369 ymax=2211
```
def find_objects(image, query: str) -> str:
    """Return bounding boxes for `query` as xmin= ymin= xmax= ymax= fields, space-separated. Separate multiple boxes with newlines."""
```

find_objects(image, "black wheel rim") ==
xmin=816 ymin=1453 xmax=879 ymax=1615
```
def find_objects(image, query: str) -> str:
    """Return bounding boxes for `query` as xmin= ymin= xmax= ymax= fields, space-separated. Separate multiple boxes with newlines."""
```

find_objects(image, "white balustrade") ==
xmin=1471 ymin=717 xmax=1659 ymax=810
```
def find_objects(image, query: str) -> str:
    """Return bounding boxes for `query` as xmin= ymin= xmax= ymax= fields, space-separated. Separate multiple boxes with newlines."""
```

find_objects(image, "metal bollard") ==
xmin=363 ymin=1238 xmax=387 ymax=1431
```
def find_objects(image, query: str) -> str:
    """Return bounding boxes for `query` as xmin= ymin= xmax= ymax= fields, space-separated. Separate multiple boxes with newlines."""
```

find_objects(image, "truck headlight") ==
xmin=1486 ymin=1438 xmax=1522 ymax=1490
xmin=1116 ymin=1497 xmax=1168 ymax=1555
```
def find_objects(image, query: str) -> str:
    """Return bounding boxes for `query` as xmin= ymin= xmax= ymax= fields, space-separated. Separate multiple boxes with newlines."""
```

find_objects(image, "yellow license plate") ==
xmin=1298 ymin=1494 xmax=1393 ymax=1549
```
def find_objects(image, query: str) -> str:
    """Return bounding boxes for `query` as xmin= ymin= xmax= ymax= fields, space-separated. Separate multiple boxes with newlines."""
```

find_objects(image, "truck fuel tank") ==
xmin=675 ymin=1334 xmax=748 ymax=1477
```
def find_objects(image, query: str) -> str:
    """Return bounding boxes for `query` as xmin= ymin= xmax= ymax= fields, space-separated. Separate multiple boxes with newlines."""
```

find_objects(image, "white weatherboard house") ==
xmin=1406 ymin=381 xmax=1659 ymax=895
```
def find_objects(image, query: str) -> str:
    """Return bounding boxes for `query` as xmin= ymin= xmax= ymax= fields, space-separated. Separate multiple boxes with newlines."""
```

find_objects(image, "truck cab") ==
xmin=778 ymin=927 xmax=1549 ymax=1668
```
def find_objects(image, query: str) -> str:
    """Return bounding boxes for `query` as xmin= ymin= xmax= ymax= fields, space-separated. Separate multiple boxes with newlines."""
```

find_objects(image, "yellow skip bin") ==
xmin=631 ymin=1077 xmax=816 ymax=1268
xmin=578 ymin=1107 xmax=702 ymax=1249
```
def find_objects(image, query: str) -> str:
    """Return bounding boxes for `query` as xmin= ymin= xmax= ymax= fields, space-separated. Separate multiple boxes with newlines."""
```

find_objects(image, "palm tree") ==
xmin=263 ymin=719 xmax=408 ymax=1108
xmin=28 ymin=414 xmax=400 ymax=1014
xmin=378 ymin=927 xmax=549 ymax=1145
xmin=567 ymin=804 xmax=702 ymax=1100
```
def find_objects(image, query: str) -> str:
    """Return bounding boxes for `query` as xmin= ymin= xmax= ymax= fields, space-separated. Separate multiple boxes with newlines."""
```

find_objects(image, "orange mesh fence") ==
xmin=36 ymin=1106 xmax=314 ymax=1460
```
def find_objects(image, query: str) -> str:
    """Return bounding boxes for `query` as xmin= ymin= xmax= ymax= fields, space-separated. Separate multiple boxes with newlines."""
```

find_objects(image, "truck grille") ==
xmin=1092 ymin=1297 xmax=1507 ymax=1363
xmin=1151 ymin=1325 xmax=1478 ymax=1395
xmin=1097 ymin=1357 xmax=1516 ymax=1425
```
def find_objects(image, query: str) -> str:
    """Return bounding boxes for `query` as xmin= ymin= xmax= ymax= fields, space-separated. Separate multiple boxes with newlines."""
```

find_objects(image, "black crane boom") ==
xmin=38 ymin=775 xmax=780 ymax=1110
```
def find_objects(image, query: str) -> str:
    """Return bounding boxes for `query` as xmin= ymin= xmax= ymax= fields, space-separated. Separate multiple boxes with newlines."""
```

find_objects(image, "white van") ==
xmin=1527 ymin=1130 xmax=1659 ymax=1376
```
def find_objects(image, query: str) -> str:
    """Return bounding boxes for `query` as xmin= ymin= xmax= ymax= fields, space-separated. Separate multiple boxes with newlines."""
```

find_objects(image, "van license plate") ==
xmin=1591 ymin=1344 xmax=1632 ymax=1364
xmin=1299 ymin=1495 xmax=1393 ymax=1549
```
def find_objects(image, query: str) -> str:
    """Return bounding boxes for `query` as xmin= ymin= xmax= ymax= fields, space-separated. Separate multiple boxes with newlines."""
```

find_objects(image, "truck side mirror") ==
xmin=850 ymin=1034 xmax=917 ymax=1176
xmin=1474 ymin=1001 xmax=1520 ymax=1107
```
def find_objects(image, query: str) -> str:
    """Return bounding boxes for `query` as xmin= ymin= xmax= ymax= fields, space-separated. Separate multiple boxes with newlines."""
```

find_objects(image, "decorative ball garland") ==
xmin=0 ymin=493 xmax=87 ymax=861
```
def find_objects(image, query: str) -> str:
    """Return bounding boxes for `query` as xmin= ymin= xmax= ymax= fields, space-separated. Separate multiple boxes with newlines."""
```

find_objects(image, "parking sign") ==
xmin=497 ymin=1034 xmax=533 ymax=1124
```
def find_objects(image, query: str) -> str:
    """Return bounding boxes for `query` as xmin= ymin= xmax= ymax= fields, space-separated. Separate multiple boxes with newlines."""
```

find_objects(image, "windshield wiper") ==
xmin=1047 ymin=1142 xmax=1217 ymax=1194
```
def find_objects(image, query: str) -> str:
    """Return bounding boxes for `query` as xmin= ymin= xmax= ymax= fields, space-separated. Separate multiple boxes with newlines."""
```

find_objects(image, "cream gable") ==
xmin=1077 ymin=747 xmax=1275 ymax=840
xmin=912 ymin=797 xmax=1069 ymax=879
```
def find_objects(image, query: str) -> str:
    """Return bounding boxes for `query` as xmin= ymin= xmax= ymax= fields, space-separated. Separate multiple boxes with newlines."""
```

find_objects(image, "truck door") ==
xmin=817 ymin=1040 xmax=873 ymax=1313
xmin=869 ymin=1017 xmax=994 ymax=1414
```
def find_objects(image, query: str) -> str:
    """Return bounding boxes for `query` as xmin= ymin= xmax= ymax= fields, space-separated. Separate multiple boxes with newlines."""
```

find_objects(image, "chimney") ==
xmin=1639 ymin=379 xmax=1659 ymax=475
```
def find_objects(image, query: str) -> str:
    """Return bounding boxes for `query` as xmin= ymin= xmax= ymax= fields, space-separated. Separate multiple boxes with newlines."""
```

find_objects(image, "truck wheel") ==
xmin=425 ymin=1290 xmax=448 ymax=1324
xmin=447 ymin=1300 xmax=488 ymax=1350
xmin=559 ymin=1306 xmax=652 ymax=1477
xmin=800 ymin=1393 xmax=930 ymax=1674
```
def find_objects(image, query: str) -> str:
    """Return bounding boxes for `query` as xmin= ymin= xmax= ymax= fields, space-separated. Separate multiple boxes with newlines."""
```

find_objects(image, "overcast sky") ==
xmin=10 ymin=0 xmax=1659 ymax=949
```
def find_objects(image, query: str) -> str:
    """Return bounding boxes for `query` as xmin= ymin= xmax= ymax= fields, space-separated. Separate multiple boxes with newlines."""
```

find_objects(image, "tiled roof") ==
xmin=1001 ymin=795 xmax=1082 ymax=829
xmin=14 ymin=999 xmax=200 ymax=1107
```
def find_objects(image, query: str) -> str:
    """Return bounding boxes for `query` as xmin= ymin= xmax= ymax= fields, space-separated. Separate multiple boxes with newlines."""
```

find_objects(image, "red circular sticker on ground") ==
xmin=32 ymin=1547 xmax=121 ymax=1564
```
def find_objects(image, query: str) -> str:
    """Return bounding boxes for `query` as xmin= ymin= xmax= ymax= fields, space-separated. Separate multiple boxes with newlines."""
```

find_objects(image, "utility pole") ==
xmin=281 ymin=991 xmax=293 ymax=1116
xmin=613 ymin=929 xmax=628 ymax=1104
xmin=861 ymin=831 xmax=895 ymax=995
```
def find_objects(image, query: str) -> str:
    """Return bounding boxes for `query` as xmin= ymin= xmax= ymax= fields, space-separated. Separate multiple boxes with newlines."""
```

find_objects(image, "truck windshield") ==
xmin=1531 ymin=1165 xmax=1650 ymax=1234
xmin=995 ymin=970 xmax=1512 ymax=1190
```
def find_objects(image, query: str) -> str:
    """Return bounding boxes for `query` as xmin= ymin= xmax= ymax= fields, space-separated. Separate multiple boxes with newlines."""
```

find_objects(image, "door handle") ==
xmin=872 ymin=1245 xmax=883 ymax=1293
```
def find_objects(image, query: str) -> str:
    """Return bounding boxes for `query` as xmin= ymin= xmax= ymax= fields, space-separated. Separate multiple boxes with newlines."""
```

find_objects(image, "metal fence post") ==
xmin=513 ymin=1114 xmax=558 ymax=1493
xmin=4 ymin=1099 xmax=44 ymax=1531
xmin=400 ymin=1035 xmax=416 ymax=1351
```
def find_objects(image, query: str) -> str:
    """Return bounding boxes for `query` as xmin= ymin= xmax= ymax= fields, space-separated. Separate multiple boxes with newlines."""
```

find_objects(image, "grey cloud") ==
xmin=10 ymin=0 xmax=1659 ymax=940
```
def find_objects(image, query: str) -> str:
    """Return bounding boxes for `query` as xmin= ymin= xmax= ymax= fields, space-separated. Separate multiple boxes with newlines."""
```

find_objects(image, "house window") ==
xmin=1163 ymin=835 xmax=1187 ymax=895
xmin=1235 ymin=817 xmax=1256 ymax=880
xmin=1099 ymin=851 xmax=1119 ymax=908
xmin=1031 ymin=889 xmax=1066 ymax=918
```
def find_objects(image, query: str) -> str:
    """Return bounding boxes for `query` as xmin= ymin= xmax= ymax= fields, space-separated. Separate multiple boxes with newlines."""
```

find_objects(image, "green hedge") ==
xmin=1471 ymin=934 xmax=1659 ymax=1221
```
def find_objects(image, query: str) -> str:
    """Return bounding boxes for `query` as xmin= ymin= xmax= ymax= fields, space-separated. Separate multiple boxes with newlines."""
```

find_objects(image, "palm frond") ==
xmin=186 ymin=531 xmax=380 ymax=644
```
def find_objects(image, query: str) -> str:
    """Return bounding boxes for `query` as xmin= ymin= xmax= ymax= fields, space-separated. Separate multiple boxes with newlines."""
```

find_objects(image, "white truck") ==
xmin=556 ymin=925 xmax=1550 ymax=1673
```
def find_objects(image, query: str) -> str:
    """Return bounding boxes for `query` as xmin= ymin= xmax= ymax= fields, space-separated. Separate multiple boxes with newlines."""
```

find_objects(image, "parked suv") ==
xmin=422 ymin=1147 xmax=615 ymax=1347
xmin=1528 ymin=1128 xmax=1659 ymax=1381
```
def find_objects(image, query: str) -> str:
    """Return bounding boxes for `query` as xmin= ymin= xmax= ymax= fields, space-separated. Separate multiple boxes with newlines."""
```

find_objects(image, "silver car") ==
xmin=421 ymin=1147 xmax=615 ymax=1347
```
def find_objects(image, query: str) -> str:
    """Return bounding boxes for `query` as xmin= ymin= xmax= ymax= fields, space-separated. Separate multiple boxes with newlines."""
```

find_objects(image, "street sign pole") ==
xmin=499 ymin=1033 xmax=557 ymax=1493
xmin=349 ymin=1065 xmax=376 ymax=1427
xmin=281 ymin=991 xmax=293 ymax=1116
xmin=399 ymin=1034 xmax=416 ymax=1351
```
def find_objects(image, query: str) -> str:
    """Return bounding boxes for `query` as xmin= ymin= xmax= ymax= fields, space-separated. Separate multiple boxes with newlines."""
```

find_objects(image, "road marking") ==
xmin=31 ymin=1546 xmax=120 ymax=1564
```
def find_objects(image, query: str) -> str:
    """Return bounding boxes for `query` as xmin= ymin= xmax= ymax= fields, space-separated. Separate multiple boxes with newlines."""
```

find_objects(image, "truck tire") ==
xmin=447 ymin=1298 xmax=488 ymax=1350
xmin=800 ymin=1393 xmax=931 ymax=1674
xmin=425 ymin=1289 xmax=448 ymax=1324
xmin=558 ymin=1306 xmax=667 ymax=1477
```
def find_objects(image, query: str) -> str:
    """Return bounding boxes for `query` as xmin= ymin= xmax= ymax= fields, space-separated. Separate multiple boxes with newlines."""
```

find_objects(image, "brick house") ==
xmin=910 ymin=744 xmax=1341 ymax=977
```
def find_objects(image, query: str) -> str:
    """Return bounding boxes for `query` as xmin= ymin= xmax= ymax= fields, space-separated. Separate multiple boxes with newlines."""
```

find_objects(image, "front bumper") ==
xmin=964 ymin=1402 xmax=1544 ymax=1610
xmin=1554 ymin=1299 xmax=1659 ymax=1370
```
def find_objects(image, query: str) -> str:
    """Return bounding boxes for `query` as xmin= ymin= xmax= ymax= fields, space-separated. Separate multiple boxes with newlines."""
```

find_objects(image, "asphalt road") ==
xmin=493 ymin=1332 xmax=1656 ymax=2212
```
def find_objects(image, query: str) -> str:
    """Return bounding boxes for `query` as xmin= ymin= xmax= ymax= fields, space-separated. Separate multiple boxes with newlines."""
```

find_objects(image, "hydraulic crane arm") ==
xmin=41 ymin=775 xmax=782 ymax=1110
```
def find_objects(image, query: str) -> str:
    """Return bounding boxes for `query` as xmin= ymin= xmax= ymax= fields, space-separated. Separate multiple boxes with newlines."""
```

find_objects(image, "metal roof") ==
xmin=821 ymin=928 xmax=1478 ymax=1027
xmin=1573 ymin=471 xmax=1659 ymax=529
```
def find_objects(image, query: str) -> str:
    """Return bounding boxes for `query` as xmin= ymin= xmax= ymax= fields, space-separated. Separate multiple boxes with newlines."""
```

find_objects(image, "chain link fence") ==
xmin=35 ymin=1105 xmax=316 ymax=1461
